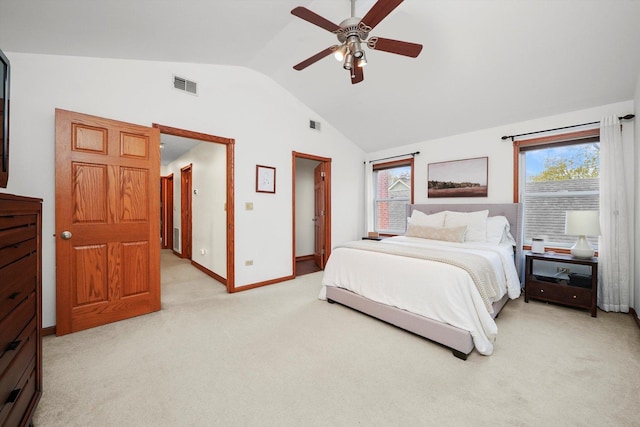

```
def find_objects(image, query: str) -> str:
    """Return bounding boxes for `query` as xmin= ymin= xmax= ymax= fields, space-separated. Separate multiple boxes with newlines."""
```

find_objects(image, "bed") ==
xmin=319 ymin=203 xmax=523 ymax=360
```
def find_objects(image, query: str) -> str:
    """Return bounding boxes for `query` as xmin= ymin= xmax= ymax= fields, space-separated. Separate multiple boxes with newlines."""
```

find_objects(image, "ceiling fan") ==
xmin=291 ymin=0 xmax=423 ymax=84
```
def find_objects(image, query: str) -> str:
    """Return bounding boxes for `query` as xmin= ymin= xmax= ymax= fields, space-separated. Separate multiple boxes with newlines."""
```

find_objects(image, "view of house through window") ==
xmin=373 ymin=159 xmax=413 ymax=234
xmin=520 ymin=136 xmax=599 ymax=249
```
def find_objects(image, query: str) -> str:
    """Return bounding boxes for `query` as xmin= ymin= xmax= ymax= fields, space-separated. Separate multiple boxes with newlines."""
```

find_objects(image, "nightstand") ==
xmin=524 ymin=252 xmax=598 ymax=317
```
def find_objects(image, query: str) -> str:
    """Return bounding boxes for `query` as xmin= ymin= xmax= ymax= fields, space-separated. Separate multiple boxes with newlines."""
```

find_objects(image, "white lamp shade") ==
xmin=565 ymin=210 xmax=600 ymax=236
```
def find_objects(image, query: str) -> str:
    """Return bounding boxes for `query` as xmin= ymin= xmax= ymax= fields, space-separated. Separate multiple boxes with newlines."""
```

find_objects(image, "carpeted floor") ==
xmin=32 ymin=251 xmax=640 ymax=426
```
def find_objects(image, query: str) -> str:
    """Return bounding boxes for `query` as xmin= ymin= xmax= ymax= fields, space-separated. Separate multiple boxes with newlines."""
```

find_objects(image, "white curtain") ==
xmin=364 ymin=161 xmax=374 ymax=235
xmin=598 ymin=116 xmax=631 ymax=312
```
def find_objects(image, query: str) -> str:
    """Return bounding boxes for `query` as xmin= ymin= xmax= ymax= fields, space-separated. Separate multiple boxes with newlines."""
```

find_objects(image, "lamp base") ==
xmin=571 ymin=235 xmax=594 ymax=258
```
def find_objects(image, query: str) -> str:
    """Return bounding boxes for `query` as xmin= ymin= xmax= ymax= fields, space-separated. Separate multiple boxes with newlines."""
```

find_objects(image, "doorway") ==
xmin=292 ymin=152 xmax=332 ymax=277
xmin=154 ymin=124 xmax=236 ymax=292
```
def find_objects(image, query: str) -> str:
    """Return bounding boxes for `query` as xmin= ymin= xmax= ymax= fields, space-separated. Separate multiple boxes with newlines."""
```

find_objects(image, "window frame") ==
xmin=372 ymin=157 xmax=415 ymax=236
xmin=513 ymin=128 xmax=600 ymax=253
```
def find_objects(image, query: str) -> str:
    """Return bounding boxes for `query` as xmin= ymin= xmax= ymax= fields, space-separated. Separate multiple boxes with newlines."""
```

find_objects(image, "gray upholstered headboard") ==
xmin=408 ymin=203 xmax=524 ymax=280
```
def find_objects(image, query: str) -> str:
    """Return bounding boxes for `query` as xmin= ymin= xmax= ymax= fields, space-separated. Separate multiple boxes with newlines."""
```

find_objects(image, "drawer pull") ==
xmin=540 ymin=289 xmax=544 ymax=293
xmin=573 ymin=295 xmax=577 ymax=299
xmin=6 ymin=340 xmax=21 ymax=351
xmin=8 ymin=291 xmax=21 ymax=299
xmin=6 ymin=388 xmax=21 ymax=403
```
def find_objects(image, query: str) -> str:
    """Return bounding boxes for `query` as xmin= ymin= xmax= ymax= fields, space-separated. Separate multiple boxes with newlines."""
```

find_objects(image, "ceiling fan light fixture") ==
xmin=334 ymin=44 xmax=348 ymax=61
xmin=347 ymin=35 xmax=364 ymax=58
xmin=343 ymin=52 xmax=354 ymax=70
xmin=357 ymin=53 xmax=367 ymax=68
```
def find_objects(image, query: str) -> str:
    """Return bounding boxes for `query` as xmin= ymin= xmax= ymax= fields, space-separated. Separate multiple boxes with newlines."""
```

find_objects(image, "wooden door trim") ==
xmin=292 ymin=151 xmax=332 ymax=276
xmin=152 ymin=123 xmax=235 ymax=292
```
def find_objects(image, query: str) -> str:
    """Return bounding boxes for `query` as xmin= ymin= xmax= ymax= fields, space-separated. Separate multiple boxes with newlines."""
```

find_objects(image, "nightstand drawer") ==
xmin=527 ymin=280 xmax=592 ymax=307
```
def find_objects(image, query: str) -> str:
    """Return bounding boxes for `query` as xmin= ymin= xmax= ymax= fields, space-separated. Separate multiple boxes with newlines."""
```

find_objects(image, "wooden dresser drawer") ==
xmin=0 ymin=293 xmax=36 ymax=357
xmin=0 ymin=256 xmax=37 ymax=317
xmin=0 ymin=238 xmax=37 ymax=270
xmin=0 ymin=358 xmax=36 ymax=427
xmin=0 ymin=328 xmax=36 ymax=415
xmin=0 ymin=216 xmax=37 ymax=245
xmin=0 ymin=318 xmax=36 ymax=380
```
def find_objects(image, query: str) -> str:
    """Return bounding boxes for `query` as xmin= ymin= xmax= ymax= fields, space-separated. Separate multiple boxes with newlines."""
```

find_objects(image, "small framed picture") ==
xmin=256 ymin=165 xmax=276 ymax=193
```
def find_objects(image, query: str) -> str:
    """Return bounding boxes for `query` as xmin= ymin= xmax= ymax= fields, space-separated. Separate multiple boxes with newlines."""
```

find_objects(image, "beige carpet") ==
xmin=33 ymin=251 xmax=640 ymax=426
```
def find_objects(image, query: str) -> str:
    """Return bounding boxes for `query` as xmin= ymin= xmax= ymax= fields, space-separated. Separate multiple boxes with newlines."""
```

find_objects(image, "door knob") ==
xmin=61 ymin=231 xmax=73 ymax=240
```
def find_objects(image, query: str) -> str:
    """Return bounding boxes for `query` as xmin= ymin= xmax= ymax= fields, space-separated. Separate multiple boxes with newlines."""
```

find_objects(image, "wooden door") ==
xmin=313 ymin=163 xmax=326 ymax=269
xmin=180 ymin=164 xmax=192 ymax=259
xmin=160 ymin=174 xmax=173 ymax=250
xmin=55 ymin=109 xmax=160 ymax=335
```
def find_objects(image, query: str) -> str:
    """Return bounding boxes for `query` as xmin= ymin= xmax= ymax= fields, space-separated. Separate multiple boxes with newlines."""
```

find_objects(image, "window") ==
xmin=373 ymin=158 xmax=414 ymax=234
xmin=515 ymin=129 xmax=599 ymax=250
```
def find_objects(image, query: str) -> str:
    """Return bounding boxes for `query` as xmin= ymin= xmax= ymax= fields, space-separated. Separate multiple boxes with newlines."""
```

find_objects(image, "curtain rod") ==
xmin=501 ymin=114 xmax=635 ymax=141
xmin=366 ymin=151 xmax=420 ymax=164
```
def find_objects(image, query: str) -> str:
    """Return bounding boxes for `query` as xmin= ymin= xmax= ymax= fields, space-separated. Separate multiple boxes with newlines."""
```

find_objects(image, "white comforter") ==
xmin=319 ymin=236 xmax=521 ymax=355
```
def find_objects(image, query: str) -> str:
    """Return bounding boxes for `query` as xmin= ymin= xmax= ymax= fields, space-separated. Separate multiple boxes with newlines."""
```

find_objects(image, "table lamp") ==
xmin=564 ymin=210 xmax=600 ymax=258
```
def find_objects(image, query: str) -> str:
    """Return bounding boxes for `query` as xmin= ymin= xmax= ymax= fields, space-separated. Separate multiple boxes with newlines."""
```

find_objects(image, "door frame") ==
xmin=292 ymin=151 xmax=331 ymax=275
xmin=153 ymin=124 xmax=236 ymax=292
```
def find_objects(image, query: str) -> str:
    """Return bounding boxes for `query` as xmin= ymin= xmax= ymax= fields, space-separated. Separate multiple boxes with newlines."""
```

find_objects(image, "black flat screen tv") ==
xmin=0 ymin=48 xmax=9 ymax=188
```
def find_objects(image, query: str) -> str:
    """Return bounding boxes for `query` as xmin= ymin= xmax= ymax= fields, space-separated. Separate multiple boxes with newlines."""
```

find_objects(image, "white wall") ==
xmin=295 ymin=158 xmax=319 ymax=257
xmin=367 ymin=101 xmax=634 ymax=205
xmin=0 ymin=52 xmax=365 ymax=327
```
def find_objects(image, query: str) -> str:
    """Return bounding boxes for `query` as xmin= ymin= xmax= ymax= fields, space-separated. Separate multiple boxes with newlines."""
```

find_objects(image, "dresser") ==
xmin=0 ymin=194 xmax=42 ymax=427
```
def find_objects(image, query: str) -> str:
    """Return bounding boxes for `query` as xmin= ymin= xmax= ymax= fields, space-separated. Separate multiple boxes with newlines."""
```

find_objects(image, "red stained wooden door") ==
xmin=55 ymin=109 xmax=160 ymax=335
xmin=313 ymin=163 xmax=326 ymax=269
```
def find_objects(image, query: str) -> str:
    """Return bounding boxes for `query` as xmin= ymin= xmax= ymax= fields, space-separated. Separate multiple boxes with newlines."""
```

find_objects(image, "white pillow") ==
xmin=501 ymin=229 xmax=517 ymax=246
xmin=444 ymin=210 xmax=489 ymax=242
xmin=407 ymin=210 xmax=446 ymax=228
xmin=486 ymin=216 xmax=510 ymax=244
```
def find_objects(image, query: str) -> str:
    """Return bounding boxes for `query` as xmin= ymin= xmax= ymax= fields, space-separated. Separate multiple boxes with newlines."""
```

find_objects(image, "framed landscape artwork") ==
xmin=428 ymin=157 xmax=488 ymax=198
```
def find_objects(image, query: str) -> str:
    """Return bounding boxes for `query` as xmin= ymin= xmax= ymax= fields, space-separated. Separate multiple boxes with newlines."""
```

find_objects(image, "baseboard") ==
xmin=296 ymin=255 xmax=314 ymax=262
xmin=631 ymin=308 xmax=640 ymax=331
xmin=191 ymin=260 xmax=226 ymax=285
xmin=42 ymin=326 xmax=56 ymax=336
xmin=232 ymin=274 xmax=295 ymax=293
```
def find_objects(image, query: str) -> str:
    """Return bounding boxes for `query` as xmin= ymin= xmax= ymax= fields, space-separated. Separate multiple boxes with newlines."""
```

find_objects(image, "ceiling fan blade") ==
xmin=350 ymin=65 xmax=364 ymax=84
xmin=368 ymin=37 xmax=423 ymax=58
xmin=291 ymin=7 xmax=341 ymax=33
xmin=293 ymin=46 xmax=337 ymax=71
xmin=360 ymin=0 xmax=404 ymax=31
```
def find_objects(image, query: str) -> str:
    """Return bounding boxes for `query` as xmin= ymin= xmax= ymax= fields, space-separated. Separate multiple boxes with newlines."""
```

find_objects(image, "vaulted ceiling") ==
xmin=1 ymin=0 xmax=639 ymax=153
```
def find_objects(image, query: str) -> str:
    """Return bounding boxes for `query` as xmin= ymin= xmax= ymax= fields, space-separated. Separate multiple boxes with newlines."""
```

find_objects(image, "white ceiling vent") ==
xmin=173 ymin=75 xmax=198 ymax=95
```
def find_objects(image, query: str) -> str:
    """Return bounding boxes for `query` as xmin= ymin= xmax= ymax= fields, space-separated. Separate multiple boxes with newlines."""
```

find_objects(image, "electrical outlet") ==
xmin=245 ymin=260 xmax=253 ymax=266
xmin=557 ymin=267 xmax=570 ymax=274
